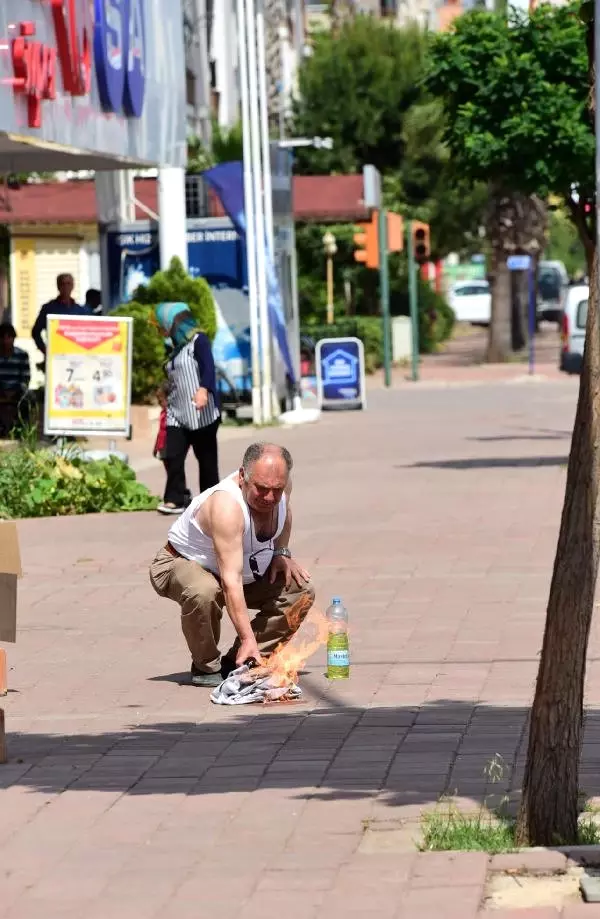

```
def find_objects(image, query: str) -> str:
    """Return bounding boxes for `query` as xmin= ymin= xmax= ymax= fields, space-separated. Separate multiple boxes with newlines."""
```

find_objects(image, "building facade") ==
xmin=0 ymin=0 xmax=187 ymax=172
xmin=208 ymin=0 xmax=305 ymax=134
xmin=0 ymin=0 xmax=187 ymax=368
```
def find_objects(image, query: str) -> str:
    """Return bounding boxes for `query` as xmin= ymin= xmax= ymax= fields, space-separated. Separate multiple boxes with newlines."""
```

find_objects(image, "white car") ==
xmin=448 ymin=280 xmax=491 ymax=325
xmin=560 ymin=284 xmax=589 ymax=374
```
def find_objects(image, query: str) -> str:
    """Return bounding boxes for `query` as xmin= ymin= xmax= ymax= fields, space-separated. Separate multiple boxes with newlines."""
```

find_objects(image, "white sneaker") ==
xmin=157 ymin=503 xmax=184 ymax=515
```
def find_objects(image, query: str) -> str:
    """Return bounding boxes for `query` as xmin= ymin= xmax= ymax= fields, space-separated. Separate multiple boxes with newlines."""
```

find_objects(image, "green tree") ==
xmin=293 ymin=16 xmax=429 ymax=178
xmin=187 ymin=119 xmax=244 ymax=173
xmin=292 ymin=14 xmax=487 ymax=281
xmin=430 ymin=2 xmax=600 ymax=846
xmin=427 ymin=6 xmax=593 ymax=358
xmin=546 ymin=207 xmax=587 ymax=279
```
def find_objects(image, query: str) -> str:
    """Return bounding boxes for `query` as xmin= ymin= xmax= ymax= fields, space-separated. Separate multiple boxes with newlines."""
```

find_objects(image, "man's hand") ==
xmin=268 ymin=554 xmax=310 ymax=589
xmin=192 ymin=387 xmax=208 ymax=410
xmin=236 ymin=635 xmax=263 ymax=668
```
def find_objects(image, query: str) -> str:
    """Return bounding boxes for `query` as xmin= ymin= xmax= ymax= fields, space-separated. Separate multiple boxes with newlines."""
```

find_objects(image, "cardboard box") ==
xmin=0 ymin=522 xmax=22 ymax=644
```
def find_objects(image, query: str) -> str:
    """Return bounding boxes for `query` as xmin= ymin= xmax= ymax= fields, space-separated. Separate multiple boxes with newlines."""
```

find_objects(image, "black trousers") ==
xmin=163 ymin=421 xmax=220 ymax=506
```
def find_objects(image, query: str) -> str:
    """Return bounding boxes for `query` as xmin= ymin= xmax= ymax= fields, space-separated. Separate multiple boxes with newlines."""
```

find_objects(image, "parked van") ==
xmin=538 ymin=260 xmax=569 ymax=324
xmin=560 ymin=284 xmax=589 ymax=374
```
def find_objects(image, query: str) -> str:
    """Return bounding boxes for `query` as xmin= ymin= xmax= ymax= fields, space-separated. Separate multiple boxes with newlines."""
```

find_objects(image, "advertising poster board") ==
xmin=44 ymin=314 xmax=133 ymax=438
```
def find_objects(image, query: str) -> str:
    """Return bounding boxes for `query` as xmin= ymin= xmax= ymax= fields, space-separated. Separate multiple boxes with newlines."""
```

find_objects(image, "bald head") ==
xmin=240 ymin=443 xmax=292 ymax=512
xmin=242 ymin=442 xmax=293 ymax=479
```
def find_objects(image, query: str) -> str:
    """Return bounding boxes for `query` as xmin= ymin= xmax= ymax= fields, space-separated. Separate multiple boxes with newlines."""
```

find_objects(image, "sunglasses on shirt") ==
xmin=248 ymin=546 xmax=273 ymax=581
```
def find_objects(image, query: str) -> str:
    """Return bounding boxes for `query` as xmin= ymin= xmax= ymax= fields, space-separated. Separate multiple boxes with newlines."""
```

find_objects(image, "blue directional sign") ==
xmin=507 ymin=254 xmax=531 ymax=271
xmin=316 ymin=337 xmax=366 ymax=410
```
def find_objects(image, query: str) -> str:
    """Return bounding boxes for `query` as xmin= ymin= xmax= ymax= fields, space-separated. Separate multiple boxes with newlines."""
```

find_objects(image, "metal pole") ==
xmin=408 ymin=221 xmax=420 ymax=383
xmin=294 ymin=0 xmax=304 ymax=61
xmin=236 ymin=0 xmax=262 ymax=424
xmin=378 ymin=209 xmax=392 ymax=388
xmin=256 ymin=0 xmax=279 ymax=418
xmin=257 ymin=0 xmax=275 ymax=256
xmin=326 ymin=255 xmax=334 ymax=325
xmin=247 ymin=0 xmax=273 ymax=423
xmin=528 ymin=263 xmax=536 ymax=376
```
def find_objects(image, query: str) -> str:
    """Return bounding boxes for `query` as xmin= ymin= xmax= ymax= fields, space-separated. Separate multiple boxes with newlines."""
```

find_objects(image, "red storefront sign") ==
xmin=50 ymin=0 xmax=91 ymax=97
xmin=11 ymin=22 xmax=57 ymax=129
xmin=10 ymin=0 xmax=91 ymax=128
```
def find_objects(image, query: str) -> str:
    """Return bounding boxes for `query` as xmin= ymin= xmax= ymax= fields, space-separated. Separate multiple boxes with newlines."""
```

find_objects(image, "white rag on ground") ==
xmin=210 ymin=664 xmax=302 ymax=705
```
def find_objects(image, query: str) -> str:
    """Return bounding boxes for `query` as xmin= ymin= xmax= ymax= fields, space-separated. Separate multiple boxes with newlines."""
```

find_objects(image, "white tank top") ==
xmin=167 ymin=473 xmax=287 ymax=585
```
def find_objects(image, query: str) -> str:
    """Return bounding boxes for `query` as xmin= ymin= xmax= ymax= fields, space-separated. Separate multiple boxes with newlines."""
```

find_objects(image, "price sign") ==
xmin=44 ymin=314 xmax=133 ymax=437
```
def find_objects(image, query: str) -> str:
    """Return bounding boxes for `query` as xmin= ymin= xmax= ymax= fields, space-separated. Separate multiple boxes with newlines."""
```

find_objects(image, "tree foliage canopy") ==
xmin=293 ymin=15 xmax=487 ymax=259
xmin=294 ymin=16 xmax=427 ymax=177
xmin=426 ymin=5 xmax=594 ymax=242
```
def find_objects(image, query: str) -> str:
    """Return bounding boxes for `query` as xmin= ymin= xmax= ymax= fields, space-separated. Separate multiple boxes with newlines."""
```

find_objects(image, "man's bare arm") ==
xmin=201 ymin=494 xmax=254 ymax=645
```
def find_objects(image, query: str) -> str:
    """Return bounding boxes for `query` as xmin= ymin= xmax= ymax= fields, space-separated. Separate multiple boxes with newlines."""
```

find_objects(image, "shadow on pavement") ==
xmin=403 ymin=456 xmax=567 ymax=470
xmin=467 ymin=433 xmax=570 ymax=443
xmin=4 ymin=699 xmax=600 ymax=811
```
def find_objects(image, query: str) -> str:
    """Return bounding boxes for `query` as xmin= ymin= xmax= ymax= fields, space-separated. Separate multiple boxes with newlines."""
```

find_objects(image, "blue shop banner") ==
xmin=316 ymin=337 xmax=366 ymax=411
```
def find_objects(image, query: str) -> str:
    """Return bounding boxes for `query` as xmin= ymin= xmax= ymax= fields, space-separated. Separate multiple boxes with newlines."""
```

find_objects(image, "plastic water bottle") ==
xmin=326 ymin=597 xmax=350 ymax=680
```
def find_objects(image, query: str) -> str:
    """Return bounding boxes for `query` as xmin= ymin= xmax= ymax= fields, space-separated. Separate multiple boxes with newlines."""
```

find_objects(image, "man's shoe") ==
xmin=190 ymin=664 xmax=222 ymax=687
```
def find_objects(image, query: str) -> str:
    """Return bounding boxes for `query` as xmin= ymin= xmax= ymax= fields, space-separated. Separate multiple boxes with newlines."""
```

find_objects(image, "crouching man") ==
xmin=149 ymin=442 xmax=315 ymax=687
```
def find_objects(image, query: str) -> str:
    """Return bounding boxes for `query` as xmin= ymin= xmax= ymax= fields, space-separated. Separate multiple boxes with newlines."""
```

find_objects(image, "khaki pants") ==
xmin=149 ymin=547 xmax=315 ymax=673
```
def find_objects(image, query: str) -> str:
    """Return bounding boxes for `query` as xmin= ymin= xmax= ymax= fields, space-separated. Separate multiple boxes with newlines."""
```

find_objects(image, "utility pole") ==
xmin=378 ymin=208 xmax=392 ymax=388
xmin=408 ymin=222 xmax=419 ymax=383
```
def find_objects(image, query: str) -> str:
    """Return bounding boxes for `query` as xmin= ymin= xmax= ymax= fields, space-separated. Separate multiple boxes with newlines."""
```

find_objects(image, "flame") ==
xmin=266 ymin=606 xmax=330 ymax=687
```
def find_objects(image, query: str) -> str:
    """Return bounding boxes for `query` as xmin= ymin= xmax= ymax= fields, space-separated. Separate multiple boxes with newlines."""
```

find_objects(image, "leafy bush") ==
xmin=110 ymin=257 xmax=218 ymax=404
xmin=0 ymin=445 xmax=158 ymax=519
xmin=301 ymin=317 xmax=383 ymax=373
xmin=388 ymin=259 xmax=456 ymax=354
xmin=132 ymin=256 xmax=217 ymax=341
xmin=110 ymin=301 xmax=165 ymax=404
xmin=417 ymin=285 xmax=456 ymax=355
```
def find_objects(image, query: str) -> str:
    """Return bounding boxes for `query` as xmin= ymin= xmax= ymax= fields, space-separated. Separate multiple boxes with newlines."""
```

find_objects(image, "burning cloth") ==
xmin=210 ymin=663 xmax=302 ymax=705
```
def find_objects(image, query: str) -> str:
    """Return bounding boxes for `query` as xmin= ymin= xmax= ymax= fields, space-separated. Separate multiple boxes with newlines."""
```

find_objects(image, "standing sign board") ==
xmin=316 ymin=337 xmax=366 ymax=410
xmin=44 ymin=315 xmax=133 ymax=438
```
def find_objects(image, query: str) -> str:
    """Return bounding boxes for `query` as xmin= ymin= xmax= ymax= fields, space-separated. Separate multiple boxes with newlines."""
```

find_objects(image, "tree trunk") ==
xmin=485 ymin=188 xmax=547 ymax=362
xmin=487 ymin=254 xmax=512 ymax=361
xmin=511 ymin=269 xmax=529 ymax=353
xmin=515 ymin=250 xmax=600 ymax=847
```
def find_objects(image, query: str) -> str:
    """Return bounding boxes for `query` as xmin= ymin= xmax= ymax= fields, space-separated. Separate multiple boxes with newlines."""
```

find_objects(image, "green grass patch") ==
xmin=420 ymin=802 xmax=515 ymax=854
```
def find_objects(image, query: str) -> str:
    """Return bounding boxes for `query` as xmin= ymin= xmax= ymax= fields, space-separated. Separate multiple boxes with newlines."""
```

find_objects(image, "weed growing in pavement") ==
xmin=420 ymin=756 xmax=600 ymax=852
xmin=420 ymin=800 xmax=515 ymax=853
xmin=420 ymin=754 xmax=514 ymax=853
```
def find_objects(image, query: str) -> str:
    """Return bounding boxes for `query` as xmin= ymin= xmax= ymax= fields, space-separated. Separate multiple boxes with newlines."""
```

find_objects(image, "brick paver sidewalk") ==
xmin=2 ymin=377 xmax=600 ymax=918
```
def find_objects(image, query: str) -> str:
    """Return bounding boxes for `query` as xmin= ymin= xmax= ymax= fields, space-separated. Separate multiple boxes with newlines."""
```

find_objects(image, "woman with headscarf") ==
xmin=155 ymin=302 xmax=221 ymax=515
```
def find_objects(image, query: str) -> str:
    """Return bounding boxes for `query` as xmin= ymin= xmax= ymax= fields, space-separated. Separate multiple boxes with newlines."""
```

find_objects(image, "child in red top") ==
xmin=153 ymin=384 xmax=168 ymax=461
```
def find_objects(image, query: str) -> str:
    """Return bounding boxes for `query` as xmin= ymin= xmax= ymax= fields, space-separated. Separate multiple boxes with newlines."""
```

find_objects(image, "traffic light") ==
xmin=412 ymin=221 xmax=431 ymax=263
xmin=354 ymin=211 xmax=379 ymax=269
xmin=387 ymin=212 xmax=404 ymax=253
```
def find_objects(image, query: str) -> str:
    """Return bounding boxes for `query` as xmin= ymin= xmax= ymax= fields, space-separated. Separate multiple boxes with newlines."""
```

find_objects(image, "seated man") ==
xmin=0 ymin=323 xmax=31 ymax=436
xmin=150 ymin=442 xmax=315 ymax=687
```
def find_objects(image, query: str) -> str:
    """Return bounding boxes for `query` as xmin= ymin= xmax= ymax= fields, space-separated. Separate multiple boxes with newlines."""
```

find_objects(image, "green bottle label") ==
xmin=327 ymin=633 xmax=349 ymax=679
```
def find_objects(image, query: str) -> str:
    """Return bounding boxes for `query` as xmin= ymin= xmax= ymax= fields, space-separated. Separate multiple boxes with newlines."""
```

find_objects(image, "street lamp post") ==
xmin=323 ymin=230 xmax=337 ymax=325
